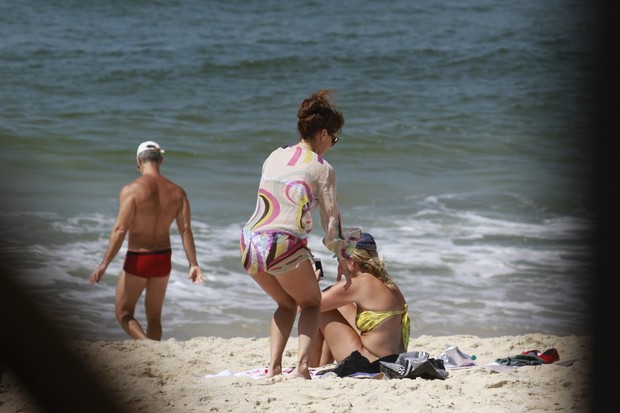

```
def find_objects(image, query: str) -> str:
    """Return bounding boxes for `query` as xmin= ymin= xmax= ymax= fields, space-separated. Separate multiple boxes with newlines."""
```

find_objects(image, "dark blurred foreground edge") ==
xmin=591 ymin=1 xmax=620 ymax=412
xmin=0 ymin=273 xmax=131 ymax=413
xmin=0 ymin=2 xmax=617 ymax=413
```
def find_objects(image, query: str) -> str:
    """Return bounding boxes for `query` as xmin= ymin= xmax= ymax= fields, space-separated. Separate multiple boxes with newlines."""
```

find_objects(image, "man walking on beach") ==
xmin=90 ymin=141 xmax=204 ymax=340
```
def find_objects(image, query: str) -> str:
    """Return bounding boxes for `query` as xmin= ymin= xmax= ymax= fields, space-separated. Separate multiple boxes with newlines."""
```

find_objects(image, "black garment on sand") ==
xmin=321 ymin=350 xmax=448 ymax=380
xmin=317 ymin=351 xmax=398 ymax=377
xmin=380 ymin=351 xmax=449 ymax=380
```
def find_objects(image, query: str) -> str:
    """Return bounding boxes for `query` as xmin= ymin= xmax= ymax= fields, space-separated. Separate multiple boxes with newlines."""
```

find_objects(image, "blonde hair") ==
xmin=350 ymin=248 xmax=396 ymax=289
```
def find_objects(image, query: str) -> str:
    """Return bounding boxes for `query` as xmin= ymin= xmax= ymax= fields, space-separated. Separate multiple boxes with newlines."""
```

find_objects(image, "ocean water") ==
xmin=0 ymin=0 xmax=598 ymax=341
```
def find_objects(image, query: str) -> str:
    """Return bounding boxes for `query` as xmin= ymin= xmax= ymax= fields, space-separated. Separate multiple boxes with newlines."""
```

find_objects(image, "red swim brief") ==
xmin=123 ymin=249 xmax=172 ymax=278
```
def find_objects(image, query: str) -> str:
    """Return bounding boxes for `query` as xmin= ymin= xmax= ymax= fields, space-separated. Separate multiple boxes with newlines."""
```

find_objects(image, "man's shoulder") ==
xmin=161 ymin=176 xmax=186 ymax=193
xmin=121 ymin=179 xmax=143 ymax=193
xmin=120 ymin=176 xmax=154 ymax=195
xmin=121 ymin=175 xmax=186 ymax=196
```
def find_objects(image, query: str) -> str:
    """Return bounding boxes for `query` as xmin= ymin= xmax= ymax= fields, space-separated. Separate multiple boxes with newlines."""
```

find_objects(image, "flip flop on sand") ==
xmin=520 ymin=348 xmax=559 ymax=364
xmin=538 ymin=348 xmax=560 ymax=364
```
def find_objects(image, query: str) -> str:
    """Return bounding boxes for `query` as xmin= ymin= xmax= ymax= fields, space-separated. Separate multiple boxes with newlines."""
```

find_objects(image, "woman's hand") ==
xmin=336 ymin=259 xmax=351 ymax=290
xmin=314 ymin=269 xmax=323 ymax=281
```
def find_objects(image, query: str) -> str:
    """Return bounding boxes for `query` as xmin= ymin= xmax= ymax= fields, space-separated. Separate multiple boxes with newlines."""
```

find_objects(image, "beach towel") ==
xmin=199 ymin=367 xmax=321 ymax=380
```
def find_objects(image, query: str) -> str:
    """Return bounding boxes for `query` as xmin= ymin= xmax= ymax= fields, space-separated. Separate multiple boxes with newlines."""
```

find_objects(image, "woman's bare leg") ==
xmin=276 ymin=259 xmax=321 ymax=379
xmin=251 ymin=271 xmax=297 ymax=378
xmin=319 ymin=308 xmax=377 ymax=363
xmin=309 ymin=329 xmax=325 ymax=367
xmin=319 ymin=335 xmax=334 ymax=366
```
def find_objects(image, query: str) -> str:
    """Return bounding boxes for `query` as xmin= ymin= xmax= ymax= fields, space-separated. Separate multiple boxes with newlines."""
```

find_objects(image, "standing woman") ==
xmin=241 ymin=90 xmax=358 ymax=379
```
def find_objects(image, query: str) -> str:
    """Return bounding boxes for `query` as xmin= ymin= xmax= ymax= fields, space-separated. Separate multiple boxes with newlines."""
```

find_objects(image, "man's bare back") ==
xmin=89 ymin=141 xmax=204 ymax=340
xmin=124 ymin=174 xmax=187 ymax=251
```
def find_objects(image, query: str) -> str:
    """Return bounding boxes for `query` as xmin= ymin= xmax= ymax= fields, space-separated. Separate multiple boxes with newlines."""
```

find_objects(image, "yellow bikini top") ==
xmin=355 ymin=303 xmax=410 ymax=350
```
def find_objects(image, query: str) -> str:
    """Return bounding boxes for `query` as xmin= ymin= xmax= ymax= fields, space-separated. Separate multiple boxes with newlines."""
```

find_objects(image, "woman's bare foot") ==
xmin=265 ymin=365 xmax=282 ymax=379
xmin=289 ymin=363 xmax=312 ymax=379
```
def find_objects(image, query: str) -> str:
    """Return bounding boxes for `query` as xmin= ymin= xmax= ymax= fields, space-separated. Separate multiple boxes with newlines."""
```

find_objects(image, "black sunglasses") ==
xmin=330 ymin=129 xmax=341 ymax=146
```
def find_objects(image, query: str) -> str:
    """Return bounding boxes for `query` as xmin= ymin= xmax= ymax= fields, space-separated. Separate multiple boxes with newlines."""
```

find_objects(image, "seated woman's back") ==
xmin=352 ymin=272 xmax=408 ymax=356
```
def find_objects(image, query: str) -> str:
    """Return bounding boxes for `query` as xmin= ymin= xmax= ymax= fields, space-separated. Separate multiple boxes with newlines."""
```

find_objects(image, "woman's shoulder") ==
xmin=359 ymin=273 xmax=406 ymax=302
xmin=267 ymin=145 xmax=290 ymax=157
xmin=355 ymin=272 xmax=391 ymax=293
xmin=267 ymin=145 xmax=331 ymax=164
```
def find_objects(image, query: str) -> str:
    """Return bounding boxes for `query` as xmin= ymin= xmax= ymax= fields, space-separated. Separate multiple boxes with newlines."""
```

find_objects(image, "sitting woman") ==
xmin=309 ymin=232 xmax=410 ymax=367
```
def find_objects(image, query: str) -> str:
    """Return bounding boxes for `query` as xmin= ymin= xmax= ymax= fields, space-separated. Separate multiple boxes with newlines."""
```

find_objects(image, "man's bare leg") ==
xmin=115 ymin=271 xmax=149 ymax=339
xmin=144 ymin=276 xmax=169 ymax=340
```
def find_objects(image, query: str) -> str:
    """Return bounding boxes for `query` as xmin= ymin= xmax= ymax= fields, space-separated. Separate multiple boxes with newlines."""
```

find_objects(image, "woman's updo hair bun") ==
xmin=297 ymin=89 xmax=345 ymax=140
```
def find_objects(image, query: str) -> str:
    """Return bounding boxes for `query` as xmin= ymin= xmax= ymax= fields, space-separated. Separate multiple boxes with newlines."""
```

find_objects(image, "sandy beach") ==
xmin=0 ymin=333 xmax=591 ymax=413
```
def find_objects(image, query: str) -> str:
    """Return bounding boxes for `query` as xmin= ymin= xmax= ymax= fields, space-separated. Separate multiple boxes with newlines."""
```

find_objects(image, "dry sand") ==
xmin=0 ymin=334 xmax=591 ymax=412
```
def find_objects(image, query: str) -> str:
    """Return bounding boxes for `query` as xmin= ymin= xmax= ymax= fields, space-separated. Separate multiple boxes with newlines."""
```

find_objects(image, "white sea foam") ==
xmin=7 ymin=190 xmax=592 ymax=340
